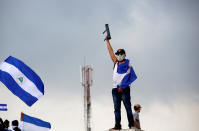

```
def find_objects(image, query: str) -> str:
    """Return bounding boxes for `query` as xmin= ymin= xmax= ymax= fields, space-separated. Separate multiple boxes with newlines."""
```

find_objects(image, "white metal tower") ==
xmin=80 ymin=65 xmax=93 ymax=131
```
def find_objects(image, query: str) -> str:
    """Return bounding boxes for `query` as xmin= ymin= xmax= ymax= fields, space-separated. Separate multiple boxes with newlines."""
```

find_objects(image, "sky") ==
xmin=0 ymin=0 xmax=199 ymax=131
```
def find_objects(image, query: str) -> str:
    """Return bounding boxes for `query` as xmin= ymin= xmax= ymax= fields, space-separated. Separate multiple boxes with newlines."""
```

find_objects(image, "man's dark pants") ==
xmin=112 ymin=86 xmax=134 ymax=128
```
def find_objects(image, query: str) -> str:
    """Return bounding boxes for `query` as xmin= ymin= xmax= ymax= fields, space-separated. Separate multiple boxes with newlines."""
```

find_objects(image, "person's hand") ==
xmin=118 ymin=88 xmax=123 ymax=93
xmin=105 ymin=36 xmax=109 ymax=41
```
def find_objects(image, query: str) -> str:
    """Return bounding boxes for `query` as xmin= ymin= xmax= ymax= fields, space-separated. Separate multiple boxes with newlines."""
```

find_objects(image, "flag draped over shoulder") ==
xmin=113 ymin=59 xmax=137 ymax=89
xmin=20 ymin=113 xmax=51 ymax=131
xmin=0 ymin=104 xmax=7 ymax=111
xmin=0 ymin=56 xmax=44 ymax=106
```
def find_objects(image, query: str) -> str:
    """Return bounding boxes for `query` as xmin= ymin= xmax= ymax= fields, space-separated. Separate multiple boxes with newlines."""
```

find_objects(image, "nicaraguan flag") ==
xmin=20 ymin=113 xmax=51 ymax=131
xmin=113 ymin=59 xmax=137 ymax=89
xmin=0 ymin=56 xmax=44 ymax=106
xmin=0 ymin=104 xmax=7 ymax=111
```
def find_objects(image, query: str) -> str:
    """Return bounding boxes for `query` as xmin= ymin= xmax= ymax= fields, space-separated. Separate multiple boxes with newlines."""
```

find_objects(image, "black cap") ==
xmin=115 ymin=49 xmax=126 ymax=55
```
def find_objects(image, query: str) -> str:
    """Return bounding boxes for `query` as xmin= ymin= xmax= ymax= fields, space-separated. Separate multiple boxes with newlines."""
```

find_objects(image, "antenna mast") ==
xmin=81 ymin=65 xmax=93 ymax=131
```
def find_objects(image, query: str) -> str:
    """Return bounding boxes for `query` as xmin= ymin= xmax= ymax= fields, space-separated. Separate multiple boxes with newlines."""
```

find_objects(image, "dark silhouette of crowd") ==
xmin=0 ymin=118 xmax=21 ymax=131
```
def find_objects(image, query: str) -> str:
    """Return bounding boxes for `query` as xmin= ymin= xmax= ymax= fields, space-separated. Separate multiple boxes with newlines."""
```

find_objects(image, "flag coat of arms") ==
xmin=0 ymin=104 xmax=7 ymax=111
xmin=0 ymin=56 xmax=44 ymax=106
xmin=20 ymin=113 xmax=51 ymax=131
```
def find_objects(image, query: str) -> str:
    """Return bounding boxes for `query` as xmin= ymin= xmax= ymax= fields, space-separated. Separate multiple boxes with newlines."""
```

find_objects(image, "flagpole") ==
xmin=21 ymin=112 xmax=23 ymax=121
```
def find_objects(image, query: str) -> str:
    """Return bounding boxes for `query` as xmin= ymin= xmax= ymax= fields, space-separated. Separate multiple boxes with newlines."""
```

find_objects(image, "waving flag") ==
xmin=0 ymin=104 xmax=7 ymax=111
xmin=0 ymin=56 xmax=44 ymax=106
xmin=20 ymin=112 xmax=51 ymax=131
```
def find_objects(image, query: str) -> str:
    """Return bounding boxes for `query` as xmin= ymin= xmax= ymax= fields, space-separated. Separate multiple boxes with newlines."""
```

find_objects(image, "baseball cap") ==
xmin=115 ymin=49 xmax=126 ymax=55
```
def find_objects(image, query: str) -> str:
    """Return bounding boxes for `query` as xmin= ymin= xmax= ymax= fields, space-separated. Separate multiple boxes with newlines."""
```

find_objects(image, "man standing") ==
xmin=133 ymin=104 xmax=142 ymax=130
xmin=105 ymin=37 xmax=137 ymax=130
xmin=11 ymin=120 xmax=21 ymax=131
xmin=3 ymin=120 xmax=11 ymax=131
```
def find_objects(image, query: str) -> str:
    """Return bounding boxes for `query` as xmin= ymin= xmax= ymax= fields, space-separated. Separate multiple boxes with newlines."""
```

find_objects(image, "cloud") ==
xmin=142 ymin=97 xmax=199 ymax=131
xmin=0 ymin=0 xmax=199 ymax=130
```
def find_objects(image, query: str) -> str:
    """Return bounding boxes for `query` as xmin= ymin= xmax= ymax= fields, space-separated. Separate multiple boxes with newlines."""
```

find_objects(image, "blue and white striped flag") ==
xmin=0 ymin=56 xmax=44 ymax=106
xmin=113 ymin=59 xmax=137 ymax=89
xmin=0 ymin=104 xmax=7 ymax=111
xmin=20 ymin=113 xmax=51 ymax=131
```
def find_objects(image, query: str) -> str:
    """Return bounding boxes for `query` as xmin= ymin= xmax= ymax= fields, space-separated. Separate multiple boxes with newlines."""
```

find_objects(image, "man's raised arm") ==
xmin=105 ymin=37 xmax=117 ymax=64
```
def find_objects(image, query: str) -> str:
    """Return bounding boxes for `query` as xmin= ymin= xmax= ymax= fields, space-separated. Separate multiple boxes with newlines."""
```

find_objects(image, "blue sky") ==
xmin=0 ymin=0 xmax=199 ymax=131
